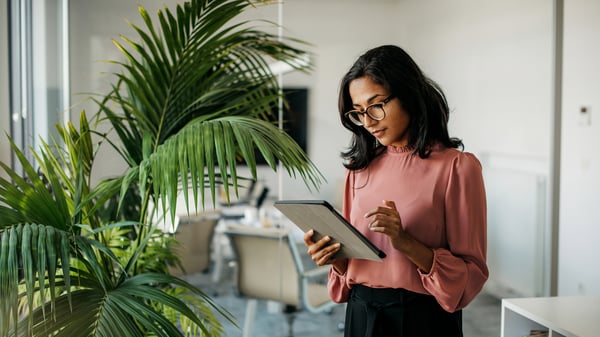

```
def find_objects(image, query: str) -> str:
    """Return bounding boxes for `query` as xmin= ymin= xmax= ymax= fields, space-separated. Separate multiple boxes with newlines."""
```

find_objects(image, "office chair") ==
xmin=224 ymin=224 xmax=338 ymax=337
xmin=168 ymin=210 xmax=221 ymax=276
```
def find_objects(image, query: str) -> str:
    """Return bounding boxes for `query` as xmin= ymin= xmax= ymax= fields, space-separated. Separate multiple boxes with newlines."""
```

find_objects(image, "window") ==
xmin=7 ymin=0 xmax=69 ymax=173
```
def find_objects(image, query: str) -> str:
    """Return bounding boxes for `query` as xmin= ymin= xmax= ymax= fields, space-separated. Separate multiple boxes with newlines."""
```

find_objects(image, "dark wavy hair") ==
xmin=339 ymin=45 xmax=463 ymax=170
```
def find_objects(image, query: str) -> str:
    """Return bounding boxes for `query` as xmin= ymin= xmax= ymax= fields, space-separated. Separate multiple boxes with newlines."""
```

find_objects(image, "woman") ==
xmin=304 ymin=45 xmax=488 ymax=337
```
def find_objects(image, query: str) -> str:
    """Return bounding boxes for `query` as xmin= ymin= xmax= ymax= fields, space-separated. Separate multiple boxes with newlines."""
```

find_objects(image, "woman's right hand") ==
xmin=303 ymin=229 xmax=347 ymax=273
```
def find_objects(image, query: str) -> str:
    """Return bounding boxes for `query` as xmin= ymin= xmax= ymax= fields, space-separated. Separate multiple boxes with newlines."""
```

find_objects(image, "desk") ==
xmin=501 ymin=296 xmax=600 ymax=337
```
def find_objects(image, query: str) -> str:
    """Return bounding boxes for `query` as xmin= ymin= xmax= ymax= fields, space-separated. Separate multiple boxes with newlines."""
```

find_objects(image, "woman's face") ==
xmin=348 ymin=76 xmax=410 ymax=148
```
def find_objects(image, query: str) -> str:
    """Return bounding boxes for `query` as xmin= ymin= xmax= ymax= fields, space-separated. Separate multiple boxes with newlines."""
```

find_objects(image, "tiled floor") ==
xmin=184 ymin=266 xmax=501 ymax=337
xmin=463 ymin=292 xmax=502 ymax=337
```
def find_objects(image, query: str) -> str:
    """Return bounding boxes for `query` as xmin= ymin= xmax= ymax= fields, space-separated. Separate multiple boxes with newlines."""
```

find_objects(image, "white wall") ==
xmin=397 ymin=1 xmax=552 ymax=157
xmin=0 ymin=2 xmax=10 ymax=179
xmin=559 ymin=0 xmax=600 ymax=295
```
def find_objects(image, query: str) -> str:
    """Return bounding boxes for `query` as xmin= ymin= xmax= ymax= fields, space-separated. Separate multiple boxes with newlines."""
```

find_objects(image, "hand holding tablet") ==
xmin=274 ymin=200 xmax=386 ymax=261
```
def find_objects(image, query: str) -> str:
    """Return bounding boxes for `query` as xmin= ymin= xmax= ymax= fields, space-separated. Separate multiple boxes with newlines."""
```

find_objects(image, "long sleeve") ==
xmin=328 ymin=264 xmax=351 ymax=303
xmin=420 ymin=153 xmax=488 ymax=312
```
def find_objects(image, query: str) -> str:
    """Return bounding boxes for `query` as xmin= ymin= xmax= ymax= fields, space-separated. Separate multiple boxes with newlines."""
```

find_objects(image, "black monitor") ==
xmin=256 ymin=87 xmax=308 ymax=165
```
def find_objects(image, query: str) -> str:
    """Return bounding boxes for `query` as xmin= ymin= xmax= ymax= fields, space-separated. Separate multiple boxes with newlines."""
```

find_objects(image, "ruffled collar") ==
xmin=387 ymin=144 xmax=413 ymax=153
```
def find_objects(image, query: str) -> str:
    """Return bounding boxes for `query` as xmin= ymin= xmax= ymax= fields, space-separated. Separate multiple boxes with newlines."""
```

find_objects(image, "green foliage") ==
xmin=97 ymin=0 xmax=322 ymax=217
xmin=0 ymin=0 xmax=322 ymax=336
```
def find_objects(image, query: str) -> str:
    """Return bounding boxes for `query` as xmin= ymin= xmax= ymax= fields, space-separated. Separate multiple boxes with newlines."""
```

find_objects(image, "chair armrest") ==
xmin=302 ymin=265 xmax=330 ymax=279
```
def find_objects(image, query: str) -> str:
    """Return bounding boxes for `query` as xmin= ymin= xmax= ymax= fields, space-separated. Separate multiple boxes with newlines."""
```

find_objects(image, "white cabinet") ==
xmin=501 ymin=296 xmax=600 ymax=337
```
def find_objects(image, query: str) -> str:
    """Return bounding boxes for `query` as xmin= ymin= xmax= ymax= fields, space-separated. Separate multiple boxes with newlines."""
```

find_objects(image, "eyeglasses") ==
xmin=344 ymin=95 xmax=394 ymax=126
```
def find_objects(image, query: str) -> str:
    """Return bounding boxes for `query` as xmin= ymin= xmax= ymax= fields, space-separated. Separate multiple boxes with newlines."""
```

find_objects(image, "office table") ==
xmin=501 ymin=296 xmax=600 ymax=337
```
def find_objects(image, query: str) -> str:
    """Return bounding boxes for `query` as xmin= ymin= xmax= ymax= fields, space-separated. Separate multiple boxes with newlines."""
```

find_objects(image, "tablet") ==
xmin=274 ymin=200 xmax=386 ymax=261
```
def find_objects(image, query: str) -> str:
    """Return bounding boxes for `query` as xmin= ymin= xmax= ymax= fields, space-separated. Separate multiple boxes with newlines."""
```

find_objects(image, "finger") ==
xmin=365 ymin=202 xmax=397 ymax=218
xmin=316 ymin=235 xmax=332 ymax=248
xmin=368 ymin=218 xmax=385 ymax=231
xmin=315 ymin=243 xmax=341 ymax=266
xmin=303 ymin=229 xmax=315 ymax=245
xmin=310 ymin=240 xmax=337 ymax=260
xmin=383 ymin=199 xmax=397 ymax=211
xmin=312 ymin=248 xmax=330 ymax=265
xmin=367 ymin=213 xmax=392 ymax=229
xmin=382 ymin=200 xmax=402 ymax=228
xmin=307 ymin=236 xmax=331 ymax=255
xmin=364 ymin=207 xmax=384 ymax=218
xmin=369 ymin=223 xmax=396 ymax=238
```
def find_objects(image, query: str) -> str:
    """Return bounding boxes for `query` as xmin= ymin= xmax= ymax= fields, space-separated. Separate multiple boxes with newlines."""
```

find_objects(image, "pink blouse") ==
xmin=328 ymin=144 xmax=488 ymax=313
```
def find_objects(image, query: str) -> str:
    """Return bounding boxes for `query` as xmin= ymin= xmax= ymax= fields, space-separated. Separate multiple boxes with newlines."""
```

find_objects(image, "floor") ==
xmin=184 ymin=264 xmax=501 ymax=337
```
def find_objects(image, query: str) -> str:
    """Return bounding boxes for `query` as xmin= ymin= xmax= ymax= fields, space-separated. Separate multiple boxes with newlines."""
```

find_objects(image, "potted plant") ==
xmin=0 ymin=0 xmax=322 ymax=336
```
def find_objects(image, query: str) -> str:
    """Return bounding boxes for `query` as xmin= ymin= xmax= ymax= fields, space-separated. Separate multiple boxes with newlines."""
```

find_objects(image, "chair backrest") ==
xmin=170 ymin=210 xmax=221 ymax=275
xmin=225 ymin=225 xmax=303 ymax=306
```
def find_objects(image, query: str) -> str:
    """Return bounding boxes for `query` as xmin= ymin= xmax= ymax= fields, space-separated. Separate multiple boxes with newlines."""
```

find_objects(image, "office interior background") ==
xmin=0 ymin=0 xmax=598 ymax=307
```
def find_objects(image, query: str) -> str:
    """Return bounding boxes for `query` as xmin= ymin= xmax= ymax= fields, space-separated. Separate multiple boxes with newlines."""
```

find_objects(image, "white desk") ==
xmin=501 ymin=296 xmax=600 ymax=337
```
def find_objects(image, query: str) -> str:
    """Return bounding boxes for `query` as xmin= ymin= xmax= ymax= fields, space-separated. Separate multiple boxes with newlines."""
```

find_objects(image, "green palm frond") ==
xmin=0 ymin=111 xmax=98 ymax=231
xmin=95 ymin=0 xmax=321 ymax=213
xmin=0 ymin=113 xmax=231 ymax=336
xmin=0 ymin=115 xmax=94 ymax=336
xmin=0 ymin=224 xmax=71 ymax=337
xmin=162 ymin=287 xmax=228 ymax=337
xmin=0 ymin=139 xmax=71 ymax=230
xmin=3 ymin=225 xmax=232 ymax=337
xmin=147 ymin=116 xmax=323 ymax=219
xmin=14 ymin=288 xmax=150 ymax=337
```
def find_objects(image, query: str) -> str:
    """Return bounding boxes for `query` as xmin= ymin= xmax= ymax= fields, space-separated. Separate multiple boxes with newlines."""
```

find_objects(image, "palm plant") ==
xmin=98 ymin=0 xmax=321 ymax=215
xmin=0 ymin=0 xmax=322 ymax=336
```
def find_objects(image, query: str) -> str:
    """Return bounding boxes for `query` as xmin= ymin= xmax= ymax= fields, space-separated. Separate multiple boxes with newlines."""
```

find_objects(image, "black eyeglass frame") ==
xmin=344 ymin=95 xmax=394 ymax=126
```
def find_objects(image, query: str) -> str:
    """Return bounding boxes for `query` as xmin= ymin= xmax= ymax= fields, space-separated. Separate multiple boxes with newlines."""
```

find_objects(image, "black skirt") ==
xmin=344 ymin=284 xmax=463 ymax=337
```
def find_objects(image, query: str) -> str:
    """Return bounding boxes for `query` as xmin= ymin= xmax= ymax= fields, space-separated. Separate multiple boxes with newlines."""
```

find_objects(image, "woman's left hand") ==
xmin=365 ymin=199 xmax=433 ymax=273
xmin=364 ymin=200 xmax=409 ymax=251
